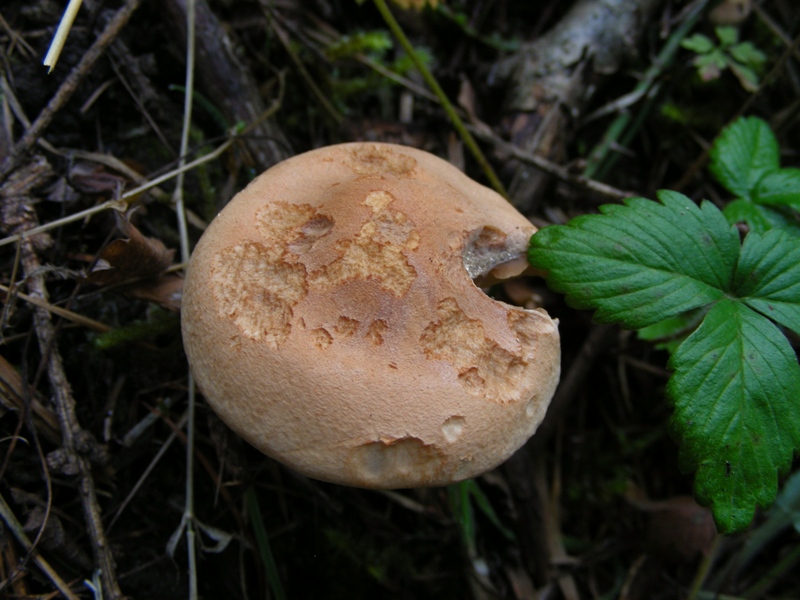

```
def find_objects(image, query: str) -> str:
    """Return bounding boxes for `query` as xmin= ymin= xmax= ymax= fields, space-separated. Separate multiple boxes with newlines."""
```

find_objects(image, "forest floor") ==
xmin=1 ymin=0 xmax=799 ymax=598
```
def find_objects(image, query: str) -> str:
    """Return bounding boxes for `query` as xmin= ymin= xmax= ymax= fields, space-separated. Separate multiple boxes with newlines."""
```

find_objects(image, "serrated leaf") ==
xmin=682 ymin=33 xmax=715 ymax=54
xmin=529 ymin=191 xmax=738 ymax=329
xmin=729 ymin=41 xmax=767 ymax=68
xmin=668 ymin=299 xmax=800 ymax=532
xmin=637 ymin=308 xmax=706 ymax=353
xmin=734 ymin=228 xmax=800 ymax=336
xmin=710 ymin=117 xmax=780 ymax=200
xmin=723 ymin=198 xmax=773 ymax=233
xmin=754 ymin=169 xmax=800 ymax=211
xmin=727 ymin=60 xmax=760 ymax=92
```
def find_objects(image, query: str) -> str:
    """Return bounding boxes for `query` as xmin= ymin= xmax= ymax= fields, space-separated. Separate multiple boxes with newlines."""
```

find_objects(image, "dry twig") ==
xmin=0 ymin=156 xmax=124 ymax=599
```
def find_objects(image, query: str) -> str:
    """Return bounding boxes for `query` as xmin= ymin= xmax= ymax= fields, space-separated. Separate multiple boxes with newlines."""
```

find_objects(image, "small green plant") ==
xmin=528 ymin=117 xmax=800 ymax=534
xmin=681 ymin=26 xmax=766 ymax=91
xmin=711 ymin=116 xmax=800 ymax=235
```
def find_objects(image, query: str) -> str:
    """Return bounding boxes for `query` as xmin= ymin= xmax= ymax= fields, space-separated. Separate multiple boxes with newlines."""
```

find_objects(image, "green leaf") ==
xmin=694 ymin=50 xmax=727 ymax=80
xmin=637 ymin=308 xmax=706 ymax=353
xmin=681 ymin=33 xmax=715 ymax=54
xmin=727 ymin=60 xmax=760 ymax=92
xmin=723 ymin=198 xmax=773 ymax=233
xmin=668 ymin=299 xmax=800 ymax=532
xmin=729 ymin=41 xmax=767 ymax=68
xmin=715 ymin=26 xmax=739 ymax=47
xmin=528 ymin=191 xmax=738 ymax=329
xmin=754 ymin=168 xmax=800 ymax=211
xmin=325 ymin=31 xmax=393 ymax=61
xmin=734 ymin=228 xmax=800 ymax=336
xmin=710 ymin=117 xmax=780 ymax=200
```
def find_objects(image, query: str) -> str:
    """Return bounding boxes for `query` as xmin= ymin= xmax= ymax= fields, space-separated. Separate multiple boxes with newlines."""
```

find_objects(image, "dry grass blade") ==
xmin=0 ymin=493 xmax=81 ymax=600
xmin=42 ymin=0 xmax=84 ymax=72
xmin=0 ymin=0 xmax=143 ymax=182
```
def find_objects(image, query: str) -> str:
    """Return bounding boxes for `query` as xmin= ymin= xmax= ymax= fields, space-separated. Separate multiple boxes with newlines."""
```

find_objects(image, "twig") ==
xmin=0 ymin=493 xmax=80 ymax=600
xmin=271 ymin=17 xmax=342 ymax=125
xmin=3 ymin=160 xmax=124 ymax=598
xmin=0 ymin=11 xmax=36 ymax=57
xmin=0 ymin=283 xmax=111 ymax=333
xmin=0 ymin=136 xmax=234 ymax=249
xmin=165 ymin=0 xmax=291 ymax=170
xmin=581 ymin=0 xmax=710 ymax=179
xmin=470 ymin=125 xmax=632 ymax=201
xmin=107 ymin=410 xmax=189 ymax=533
xmin=371 ymin=0 xmax=508 ymax=198
xmin=0 ymin=0 xmax=142 ymax=183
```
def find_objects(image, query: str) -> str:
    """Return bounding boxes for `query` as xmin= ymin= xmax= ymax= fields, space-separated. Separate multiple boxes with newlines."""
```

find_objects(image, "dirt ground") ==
xmin=1 ymin=0 xmax=799 ymax=598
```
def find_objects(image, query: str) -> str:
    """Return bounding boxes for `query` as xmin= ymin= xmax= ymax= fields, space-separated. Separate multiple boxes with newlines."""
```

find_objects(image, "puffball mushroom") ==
xmin=181 ymin=143 xmax=560 ymax=488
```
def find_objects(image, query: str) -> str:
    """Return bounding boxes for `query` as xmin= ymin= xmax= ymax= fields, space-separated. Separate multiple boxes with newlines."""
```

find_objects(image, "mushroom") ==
xmin=181 ymin=142 xmax=560 ymax=488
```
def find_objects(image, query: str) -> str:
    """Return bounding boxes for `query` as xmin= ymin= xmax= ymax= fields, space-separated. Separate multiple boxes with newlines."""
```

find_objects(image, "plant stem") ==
xmin=372 ymin=0 xmax=508 ymax=198
xmin=174 ymin=0 xmax=198 ymax=596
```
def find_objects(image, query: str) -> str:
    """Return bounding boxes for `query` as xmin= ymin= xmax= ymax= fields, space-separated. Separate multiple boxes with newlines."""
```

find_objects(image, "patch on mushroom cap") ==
xmin=212 ymin=242 xmax=307 ymax=347
xmin=309 ymin=191 xmax=419 ymax=297
xmin=366 ymin=319 xmax=388 ymax=346
xmin=212 ymin=203 xmax=332 ymax=346
xmin=349 ymin=436 xmax=448 ymax=487
xmin=420 ymin=298 xmax=542 ymax=404
xmin=343 ymin=144 xmax=417 ymax=177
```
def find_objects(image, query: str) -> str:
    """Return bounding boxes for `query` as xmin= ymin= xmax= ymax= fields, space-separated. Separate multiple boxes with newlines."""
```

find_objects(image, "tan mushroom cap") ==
xmin=181 ymin=143 xmax=560 ymax=488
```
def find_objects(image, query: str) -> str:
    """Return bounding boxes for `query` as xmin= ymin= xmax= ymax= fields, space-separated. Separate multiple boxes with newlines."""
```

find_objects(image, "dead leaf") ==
xmin=68 ymin=160 xmax=129 ymax=195
xmin=709 ymin=0 xmax=751 ymax=25
xmin=85 ymin=212 xmax=175 ymax=287
xmin=128 ymin=275 xmax=184 ymax=311
xmin=626 ymin=483 xmax=717 ymax=563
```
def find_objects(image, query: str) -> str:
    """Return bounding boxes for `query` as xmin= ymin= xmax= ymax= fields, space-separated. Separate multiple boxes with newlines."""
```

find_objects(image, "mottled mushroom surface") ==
xmin=181 ymin=142 xmax=560 ymax=488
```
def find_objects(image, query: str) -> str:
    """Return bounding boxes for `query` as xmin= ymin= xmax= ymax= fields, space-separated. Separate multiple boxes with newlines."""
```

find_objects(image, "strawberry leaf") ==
xmin=668 ymin=299 xmax=800 ymax=532
xmin=710 ymin=117 xmax=779 ymax=200
xmin=734 ymin=228 xmax=800 ymax=336
xmin=722 ymin=198 xmax=773 ymax=233
xmin=530 ymin=191 xmax=800 ymax=533
xmin=754 ymin=168 xmax=800 ymax=211
xmin=528 ymin=191 xmax=738 ymax=329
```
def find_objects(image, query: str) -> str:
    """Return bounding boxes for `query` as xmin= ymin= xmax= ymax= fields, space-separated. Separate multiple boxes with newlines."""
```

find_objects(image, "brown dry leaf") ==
xmin=709 ymin=0 xmax=751 ymax=25
xmin=128 ymin=274 xmax=184 ymax=312
xmin=84 ymin=212 xmax=183 ymax=311
xmin=85 ymin=212 xmax=175 ymax=287
xmin=68 ymin=160 xmax=129 ymax=195
xmin=626 ymin=484 xmax=717 ymax=563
